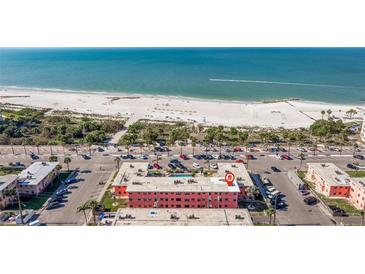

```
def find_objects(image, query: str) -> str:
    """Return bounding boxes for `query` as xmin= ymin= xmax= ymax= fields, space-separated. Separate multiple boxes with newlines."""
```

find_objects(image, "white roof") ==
xmin=0 ymin=175 xmax=18 ymax=192
xmin=18 ymin=162 xmax=58 ymax=186
xmin=108 ymin=208 xmax=253 ymax=226
xmin=307 ymin=163 xmax=351 ymax=186
xmin=112 ymin=162 xmax=254 ymax=193
xmin=351 ymin=177 xmax=365 ymax=190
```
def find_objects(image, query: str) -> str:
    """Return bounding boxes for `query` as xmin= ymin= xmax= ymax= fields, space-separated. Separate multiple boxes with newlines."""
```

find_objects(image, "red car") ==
xmin=179 ymin=154 xmax=188 ymax=160
xmin=235 ymin=159 xmax=245 ymax=164
xmin=245 ymin=154 xmax=254 ymax=160
xmin=153 ymin=163 xmax=162 ymax=169
xmin=233 ymin=147 xmax=242 ymax=152
xmin=281 ymin=154 xmax=292 ymax=160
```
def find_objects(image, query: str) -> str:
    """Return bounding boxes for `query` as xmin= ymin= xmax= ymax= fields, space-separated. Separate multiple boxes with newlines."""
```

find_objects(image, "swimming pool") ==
xmin=170 ymin=174 xmax=193 ymax=178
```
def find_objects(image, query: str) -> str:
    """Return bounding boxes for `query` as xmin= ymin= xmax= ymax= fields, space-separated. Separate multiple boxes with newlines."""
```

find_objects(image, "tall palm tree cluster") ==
xmin=77 ymin=199 xmax=99 ymax=225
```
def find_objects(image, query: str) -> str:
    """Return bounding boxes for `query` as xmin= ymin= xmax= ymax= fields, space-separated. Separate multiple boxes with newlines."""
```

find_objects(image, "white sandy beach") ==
xmin=0 ymin=88 xmax=363 ymax=129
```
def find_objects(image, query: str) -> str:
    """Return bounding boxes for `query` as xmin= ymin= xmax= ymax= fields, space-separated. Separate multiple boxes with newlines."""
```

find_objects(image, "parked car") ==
xmin=168 ymin=163 xmax=176 ymax=169
xmin=328 ymin=205 xmax=347 ymax=217
xmin=81 ymin=154 xmax=91 ymax=160
xmin=192 ymin=162 xmax=201 ymax=169
xmin=50 ymin=196 xmax=64 ymax=203
xmin=64 ymin=178 xmax=78 ymax=184
xmin=210 ymin=163 xmax=218 ymax=169
xmin=30 ymin=152 xmax=39 ymax=160
xmin=140 ymin=154 xmax=148 ymax=160
xmin=46 ymin=202 xmax=61 ymax=210
xmin=354 ymin=154 xmax=365 ymax=160
xmin=179 ymin=154 xmax=188 ymax=160
xmin=193 ymin=154 xmax=202 ymax=160
xmin=153 ymin=163 xmax=162 ymax=169
xmin=347 ymin=163 xmax=357 ymax=170
xmin=353 ymin=163 xmax=365 ymax=170
xmin=303 ymin=196 xmax=318 ymax=205
xmin=235 ymin=159 xmax=245 ymax=163
xmin=281 ymin=154 xmax=292 ymax=160
xmin=246 ymin=154 xmax=255 ymax=160
xmin=271 ymin=166 xmax=281 ymax=172
xmin=299 ymin=190 xmax=311 ymax=196
xmin=233 ymin=147 xmax=242 ymax=152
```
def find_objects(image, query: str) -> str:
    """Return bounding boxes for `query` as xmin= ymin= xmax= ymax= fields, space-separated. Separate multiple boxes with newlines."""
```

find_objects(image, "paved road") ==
xmin=265 ymin=172 xmax=334 ymax=225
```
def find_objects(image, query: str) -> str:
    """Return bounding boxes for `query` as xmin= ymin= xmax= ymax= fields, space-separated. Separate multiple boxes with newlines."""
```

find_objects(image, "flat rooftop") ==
xmin=104 ymin=208 xmax=253 ymax=226
xmin=112 ymin=162 xmax=254 ymax=193
xmin=351 ymin=177 xmax=365 ymax=189
xmin=0 ymin=175 xmax=18 ymax=192
xmin=307 ymin=163 xmax=351 ymax=186
xmin=18 ymin=162 xmax=59 ymax=186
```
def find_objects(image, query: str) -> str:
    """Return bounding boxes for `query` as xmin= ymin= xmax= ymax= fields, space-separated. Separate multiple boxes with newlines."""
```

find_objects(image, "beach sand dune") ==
xmin=0 ymin=88 xmax=363 ymax=129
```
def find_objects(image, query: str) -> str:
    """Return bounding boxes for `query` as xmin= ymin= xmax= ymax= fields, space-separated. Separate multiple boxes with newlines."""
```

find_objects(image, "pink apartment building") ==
xmin=307 ymin=163 xmax=351 ymax=198
xmin=349 ymin=178 xmax=365 ymax=210
xmin=307 ymin=162 xmax=365 ymax=210
xmin=112 ymin=162 xmax=254 ymax=209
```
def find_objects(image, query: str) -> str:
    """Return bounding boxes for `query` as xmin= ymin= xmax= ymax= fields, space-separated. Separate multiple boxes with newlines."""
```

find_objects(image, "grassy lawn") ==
xmin=100 ymin=189 xmax=128 ymax=212
xmin=346 ymin=170 xmax=365 ymax=178
xmin=0 ymin=165 xmax=24 ymax=176
xmin=7 ymin=172 xmax=70 ymax=211
xmin=297 ymin=171 xmax=362 ymax=215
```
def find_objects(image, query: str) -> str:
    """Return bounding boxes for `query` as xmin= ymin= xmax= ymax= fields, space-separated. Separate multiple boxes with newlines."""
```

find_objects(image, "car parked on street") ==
xmin=353 ymin=154 xmax=365 ymax=160
xmin=303 ymin=196 xmax=318 ymax=205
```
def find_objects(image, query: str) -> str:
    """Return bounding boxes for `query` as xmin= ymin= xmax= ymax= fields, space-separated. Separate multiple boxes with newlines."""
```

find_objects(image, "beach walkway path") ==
xmin=109 ymin=114 xmax=141 ymax=145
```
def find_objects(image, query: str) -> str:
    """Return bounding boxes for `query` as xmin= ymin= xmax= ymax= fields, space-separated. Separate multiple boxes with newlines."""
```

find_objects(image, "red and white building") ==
xmin=349 ymin=178 xmax=365 ymax=210
xmin=112 ymin=162 xmax=253 ymax=209
xmin=307 ymin=163 xmax=351 ymax=198
xmin=307 ymin=162 xmax=365 ymax=210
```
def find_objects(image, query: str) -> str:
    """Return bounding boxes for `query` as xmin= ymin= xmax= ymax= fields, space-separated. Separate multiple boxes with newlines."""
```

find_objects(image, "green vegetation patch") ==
xmin=0 ymin=107 xmax=125 ymax=145
xmin=346 ymin=170 xmax=365 ymax=178
xmin=100 ymin=190 xmax=128 ymax=212
xmin=0 ymin=165 xmax=24 ymax=176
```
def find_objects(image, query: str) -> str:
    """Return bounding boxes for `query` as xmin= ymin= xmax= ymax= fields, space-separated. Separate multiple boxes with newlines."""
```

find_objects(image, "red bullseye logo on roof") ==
xmin=225 ymin=172 xmax=235 ymax=186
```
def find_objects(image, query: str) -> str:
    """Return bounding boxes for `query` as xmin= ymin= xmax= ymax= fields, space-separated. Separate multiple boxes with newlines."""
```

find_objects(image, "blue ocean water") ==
xmin=0 ymin=47 xmax=365 ymax=104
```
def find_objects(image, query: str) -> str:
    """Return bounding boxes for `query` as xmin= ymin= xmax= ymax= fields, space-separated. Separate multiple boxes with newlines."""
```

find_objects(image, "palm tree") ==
xmin=63 ymin=157 xmax=71 ymax=171
xmin=312 ymin=142 xmax=317 ymax=157
xmin=266 ymin=208 xmax=276 ymax=225
xmin=4 ymin=188 xmax=23 ymax=224
xmin=49 ymin=155 xmax=58 ymax=162
xmin=247 ymin=186 xmax=259 ymax=209
xmin=353 ymin=143 xmax=359 ymax=156
xmin=321 ymin=110 xmax=325 ymax=120
xmin=178 ymin=141 xmax=184 ymax=155
xmin=87 ymin=200 xmax=99 ymax=225
xmin=191 ymin=136 xmax=197 ymax=156
xmin=298 ymin=152 xmax=305 ymax=171
xmin=77 ymin=202 xmax=91 ymax=225
xmin=114 ymin=156 xmax=121 ymax=169
xmin=326 ymin=109 xmax=332 ymax=119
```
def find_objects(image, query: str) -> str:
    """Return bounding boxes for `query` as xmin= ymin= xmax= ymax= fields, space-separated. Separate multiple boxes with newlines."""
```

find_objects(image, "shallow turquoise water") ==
xmin=1 ymin=48 xmax=365 ymax=104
